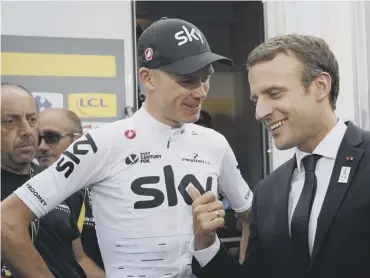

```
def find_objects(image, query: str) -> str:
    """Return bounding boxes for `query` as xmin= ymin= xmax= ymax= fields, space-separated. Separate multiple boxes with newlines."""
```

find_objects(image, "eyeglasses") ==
xmin=38 ymin=131 xmax=81 ymax=145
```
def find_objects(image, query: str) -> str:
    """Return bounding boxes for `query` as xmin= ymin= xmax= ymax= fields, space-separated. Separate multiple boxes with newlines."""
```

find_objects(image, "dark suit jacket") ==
xmin=192 ymin=122 xmax=370 ymax=278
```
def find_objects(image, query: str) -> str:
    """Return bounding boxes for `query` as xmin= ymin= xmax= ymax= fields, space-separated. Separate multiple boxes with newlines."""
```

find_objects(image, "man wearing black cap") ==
xmin=1 ymin=18 xmax=252 ymax=278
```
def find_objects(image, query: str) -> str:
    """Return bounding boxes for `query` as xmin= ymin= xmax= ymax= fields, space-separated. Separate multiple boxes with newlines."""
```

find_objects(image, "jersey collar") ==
xmin=134 ymin=106 xmax=186 ymax=136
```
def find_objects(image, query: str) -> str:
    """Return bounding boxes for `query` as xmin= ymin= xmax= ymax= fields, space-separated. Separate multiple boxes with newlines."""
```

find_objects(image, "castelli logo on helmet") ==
xmin=145 ymin=48 xmax=153 ymax=61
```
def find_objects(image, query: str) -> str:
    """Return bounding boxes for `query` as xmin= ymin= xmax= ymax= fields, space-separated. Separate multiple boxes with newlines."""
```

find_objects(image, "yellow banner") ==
xmin=1 ymin=52 xmax=116 ymax=77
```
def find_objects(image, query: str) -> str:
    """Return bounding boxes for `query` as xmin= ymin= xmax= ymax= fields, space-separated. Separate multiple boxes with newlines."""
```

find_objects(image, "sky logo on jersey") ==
xmin=32 ymin=92 xmax=64 ymax=112
xmin=68 ymin=93 xmax=117 ymax=118
xmin=131 ymin=165 xmax=214 ymax=209
xmin=56 ymin=133 xmax=98 ymax=178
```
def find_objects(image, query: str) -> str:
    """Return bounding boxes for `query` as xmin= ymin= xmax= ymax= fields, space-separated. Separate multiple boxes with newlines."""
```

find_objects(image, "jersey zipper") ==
xmin=167 ymin=127 xmax=185 ymax=148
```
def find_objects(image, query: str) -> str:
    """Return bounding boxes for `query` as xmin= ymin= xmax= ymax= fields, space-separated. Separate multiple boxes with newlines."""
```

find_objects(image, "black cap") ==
xmin=137 ymin=17 xmax=234 ymax=75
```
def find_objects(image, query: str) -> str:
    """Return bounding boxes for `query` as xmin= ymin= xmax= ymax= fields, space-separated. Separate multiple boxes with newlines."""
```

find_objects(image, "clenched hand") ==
xmin=188 ymin=184 xmax=225 ymax=250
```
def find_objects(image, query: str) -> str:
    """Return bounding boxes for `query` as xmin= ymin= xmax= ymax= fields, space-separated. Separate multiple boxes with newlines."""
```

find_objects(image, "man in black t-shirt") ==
xmin=1 ymin=84 xmax=104 ymax=278
xmin=1 ymin=162 xmax=43 ymax=277
xmin=1 ymin=164 xmax=86 ymax=278
xmin=36 ymin=107 xmax=104 ymax=270
xmin=68 ymin=187 xmax=105 ymax=270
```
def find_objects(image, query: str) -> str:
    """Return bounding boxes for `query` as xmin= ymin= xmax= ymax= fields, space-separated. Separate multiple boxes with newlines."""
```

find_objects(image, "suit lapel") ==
xmin=310 ymin=122 xmax=364 ymax=267
xmin=270 ymin=157 xmax=299 ymax=265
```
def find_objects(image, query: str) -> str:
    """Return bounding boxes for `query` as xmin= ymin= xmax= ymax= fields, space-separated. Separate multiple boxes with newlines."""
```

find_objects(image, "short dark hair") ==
xmin=247 ymin=34 xmax=339 ymax=110
xmin=1 ymin=82 xmax=38 ymax=110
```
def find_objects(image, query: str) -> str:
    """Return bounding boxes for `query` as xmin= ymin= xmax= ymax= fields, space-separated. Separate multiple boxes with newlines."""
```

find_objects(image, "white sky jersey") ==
xmin=14 ymin=107 xmax=253 ymax=278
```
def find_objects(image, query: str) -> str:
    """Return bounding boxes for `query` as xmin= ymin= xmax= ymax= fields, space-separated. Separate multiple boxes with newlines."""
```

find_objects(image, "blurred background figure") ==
xmin=194 ymin=110 xmax=213 ymax=128
xmin=37 ymin=108 xmax=105 ymax=271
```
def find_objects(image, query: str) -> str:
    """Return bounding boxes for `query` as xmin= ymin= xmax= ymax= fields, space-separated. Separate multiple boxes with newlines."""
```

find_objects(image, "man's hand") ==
xmin=188 ymin=184 xmax=225 ymax=251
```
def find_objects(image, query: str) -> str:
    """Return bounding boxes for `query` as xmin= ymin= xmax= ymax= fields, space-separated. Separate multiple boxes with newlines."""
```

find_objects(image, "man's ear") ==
xmin=138 ymin=67 xmax=155 ymax=92
xmin=313 ymin=72 xmax=332 ymax=102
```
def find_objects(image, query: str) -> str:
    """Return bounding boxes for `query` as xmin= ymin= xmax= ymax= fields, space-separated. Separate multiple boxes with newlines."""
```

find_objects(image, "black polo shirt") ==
xmin=1 ymin=166 xmax=86 ymax=278
xmin=70 ymin=188 xmax=104 ymax=270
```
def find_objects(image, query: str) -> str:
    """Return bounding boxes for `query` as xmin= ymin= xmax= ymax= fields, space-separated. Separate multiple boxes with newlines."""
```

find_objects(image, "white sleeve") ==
xmin=14 ymin=129 xmax=111 ymax=218
xmin=189 ymin=236 xmax=221 ymax=267
xmin=218 ymin=138 xmax=253 ymax=213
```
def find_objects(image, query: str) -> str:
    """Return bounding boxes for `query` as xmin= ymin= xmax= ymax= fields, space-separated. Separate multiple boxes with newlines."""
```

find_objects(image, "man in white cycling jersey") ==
xmin=1 ymin=17 xmax=253 ymax=278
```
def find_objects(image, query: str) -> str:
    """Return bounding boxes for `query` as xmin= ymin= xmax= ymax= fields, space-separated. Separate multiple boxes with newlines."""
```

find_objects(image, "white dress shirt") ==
xmin=191 ymin=119 xmax=347 ymax=266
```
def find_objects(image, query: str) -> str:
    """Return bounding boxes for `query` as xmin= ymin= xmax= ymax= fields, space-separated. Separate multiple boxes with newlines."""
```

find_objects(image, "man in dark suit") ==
xmin=188 ymin=34 xmax=370 ymax=278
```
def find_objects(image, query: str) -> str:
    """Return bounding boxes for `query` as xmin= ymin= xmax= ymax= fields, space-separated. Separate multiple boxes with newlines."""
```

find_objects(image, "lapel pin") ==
xmin=346 ymin=156 xmax=354 ymax=161
xmin=338 ymin=166 xmax=351 ymax=183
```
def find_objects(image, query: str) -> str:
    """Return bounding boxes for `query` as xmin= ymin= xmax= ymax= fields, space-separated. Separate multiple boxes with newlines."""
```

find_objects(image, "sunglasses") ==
xmin=38 ymin=131 xmax=81 ymax=145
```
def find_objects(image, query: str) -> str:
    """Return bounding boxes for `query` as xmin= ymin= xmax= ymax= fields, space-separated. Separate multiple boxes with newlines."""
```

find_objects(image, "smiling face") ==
xmin=139 ymin=65 xmax=214 ymax=127
xmin=249 ymin=52 xmax=332 ymax=152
